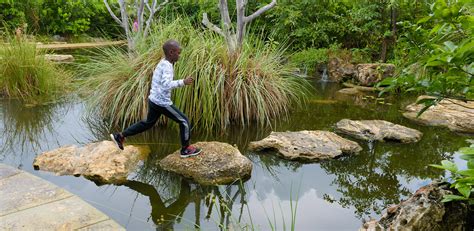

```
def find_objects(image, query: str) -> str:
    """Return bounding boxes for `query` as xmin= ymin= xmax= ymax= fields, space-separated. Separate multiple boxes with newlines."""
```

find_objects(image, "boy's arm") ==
xmin=160 ymin=64 xmax=184 ymax=90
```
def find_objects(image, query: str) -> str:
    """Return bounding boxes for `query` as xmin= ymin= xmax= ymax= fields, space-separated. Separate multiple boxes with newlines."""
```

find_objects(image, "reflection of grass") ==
xmin=0 ymin=99 xmax=67 ymax=158
xmin=0 ymin=32 xmax=71 ymax=102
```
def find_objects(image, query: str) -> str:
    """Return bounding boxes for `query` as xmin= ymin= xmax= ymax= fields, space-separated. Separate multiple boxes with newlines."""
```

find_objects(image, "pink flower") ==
xmin=133 ymin=20 xmax=139 ymax=32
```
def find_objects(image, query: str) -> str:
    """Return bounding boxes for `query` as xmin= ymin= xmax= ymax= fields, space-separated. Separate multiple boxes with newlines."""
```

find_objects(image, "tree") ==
xmin=202 ymin=0 xmax=276 ymax=54
xmin=103 ymin=0 xmax=169 ymax=54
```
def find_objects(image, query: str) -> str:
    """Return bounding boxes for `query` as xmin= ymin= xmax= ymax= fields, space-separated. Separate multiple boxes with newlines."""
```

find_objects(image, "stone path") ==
xmin=0 ymin=163 xmax=124 ymax=230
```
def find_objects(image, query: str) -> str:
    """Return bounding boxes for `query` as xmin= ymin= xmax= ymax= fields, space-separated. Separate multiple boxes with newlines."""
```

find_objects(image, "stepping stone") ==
xmin=403 ymin=96 xmax=474 ymax=133
xmin=159 ymin=141 xmax=252 ymax=185
xmin=33 ymin=141 xmax=150 ymax=185
xmin=335 ymin=119 xmax=422 ymax=143
xmin=248 ymin=130 xmax=362 ymax=162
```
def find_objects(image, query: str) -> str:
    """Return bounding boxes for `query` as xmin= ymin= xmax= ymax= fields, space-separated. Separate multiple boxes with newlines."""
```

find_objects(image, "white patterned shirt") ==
xmin=148 ymin=59 xmax=184 ymax=106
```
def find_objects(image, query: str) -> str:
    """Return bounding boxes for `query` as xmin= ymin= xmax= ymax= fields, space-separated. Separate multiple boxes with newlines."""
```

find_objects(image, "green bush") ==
xmin=78 ymin=19 xmax=309 ymax=131
xmin=289 ymin=48 xmax=328 ymax=75
xmin=380 ymin=0 xmax=473 ymax=100
xmin=0 ymin=34 xmax=71 ymax=101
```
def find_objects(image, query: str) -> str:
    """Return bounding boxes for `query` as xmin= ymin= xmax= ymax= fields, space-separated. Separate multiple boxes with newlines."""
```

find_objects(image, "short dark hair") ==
xmin=163 ymin=40 xmax=180 ymax=56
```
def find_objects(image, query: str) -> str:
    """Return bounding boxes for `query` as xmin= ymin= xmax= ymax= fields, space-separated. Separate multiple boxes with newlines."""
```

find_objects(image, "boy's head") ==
xmin=163 ymin=40 xmax=181 ymax=63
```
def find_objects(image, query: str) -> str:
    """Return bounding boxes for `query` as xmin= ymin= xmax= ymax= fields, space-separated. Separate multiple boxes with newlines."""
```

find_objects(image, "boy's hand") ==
xmin=183 ymin=77 xmax=194 ymax=85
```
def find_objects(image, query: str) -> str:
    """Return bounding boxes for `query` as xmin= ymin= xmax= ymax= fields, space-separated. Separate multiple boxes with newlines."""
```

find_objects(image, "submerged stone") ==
xmin=359 ymin=182 xmax=471 ymax=231
xmin=335 ymin=119 xmax=422 ymax=143
xmin=33 ymin=141 xmax=150 ymax=185
xmin=403 ymin=96 xmax=474 ymax=133
xmin=248 ymin=130 xmax=362 ymax=162
xmin=159 ymin=142 xmax=252 ymax=185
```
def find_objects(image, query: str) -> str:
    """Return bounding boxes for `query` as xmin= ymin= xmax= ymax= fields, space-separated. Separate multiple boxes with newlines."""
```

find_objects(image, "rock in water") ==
xmin=403 ymin=96 xmax=474 ymax=133
xmin=44 ymin=54 xmax=74 ymax=62
xmin=335 ymin=119 xmax=422 ymax=143
xmin=355 ymin=63 xmax=395 ymax=86
xmin=359 ymin=182 xmax=470 ymax=231
xmin=33 ymin=141 xmax=150 ymax=185
xmin=248 ymin=131 xmax=362 ymax=162
xmin=159 ymin=142 xmax=252 ymax=185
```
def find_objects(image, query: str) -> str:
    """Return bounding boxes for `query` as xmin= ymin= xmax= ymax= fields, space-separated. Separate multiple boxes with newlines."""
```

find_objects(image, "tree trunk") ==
xmin=203 ymin=0 xmax=276 ymax=55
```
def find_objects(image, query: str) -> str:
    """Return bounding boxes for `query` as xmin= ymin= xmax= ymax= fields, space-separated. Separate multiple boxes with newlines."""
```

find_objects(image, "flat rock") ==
xmin=335 ymin=119 xmax=422 ymax=143
xmin=337 ymin=87 xmax=363 ymax=95
xmin=159 ymin=142 xmax=252 ymax=185
xmin=33 ymin=141 xmax=150 ymax=185
xmin=248 ymin=130 xmax=362 ymax=162
xmin=359 ymin=182 xmax=469 ymax=231
xmin=403 ymin=96 xmax=474 ymax=133
xmin=44 ymin=54 xmax=74 ymax=62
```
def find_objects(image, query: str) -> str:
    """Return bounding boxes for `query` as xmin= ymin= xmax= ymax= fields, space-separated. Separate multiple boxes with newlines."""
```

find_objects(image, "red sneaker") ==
xmin=180 ymin=145 xmax=202 ymax=158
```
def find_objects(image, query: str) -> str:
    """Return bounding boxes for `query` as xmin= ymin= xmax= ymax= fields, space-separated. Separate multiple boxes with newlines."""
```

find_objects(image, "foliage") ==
xmin=78 ymin=19 xmax=309 ymax=131
xmin=380 ymin=0 xmax=473 ymax=101
xmin=0 ymin=1 xmax=26 ymax=28
xmin=430 ymin=141 xmax=474 ymax=204
xmin=0 ymin=0 xmax=120 ymax=37
xmin=40 ymin=0 xmax=119 ymax=36
xmin=0 ymin=32 xmax=71 ymax=101
xmin=289 ymin=48 xmax=328 ymax=75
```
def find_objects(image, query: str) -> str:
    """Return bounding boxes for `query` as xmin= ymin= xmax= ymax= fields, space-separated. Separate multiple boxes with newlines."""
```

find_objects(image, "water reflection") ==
xmin=0 ymin=82 xmax=471 ymax=230
xmin=0 ymin=99 xmax=69 ymax=161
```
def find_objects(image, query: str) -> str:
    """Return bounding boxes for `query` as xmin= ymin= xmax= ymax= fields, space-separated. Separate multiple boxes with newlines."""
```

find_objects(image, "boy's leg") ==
xmin=161 ymin=105 xmax=190 ymax=147
xmin=111 ymin=100 xmax=161 ymax=150
xmin=122 ymin=100 xmax=162 ymax=137
xmin=161 ymin=105 xmax=201 ymax=157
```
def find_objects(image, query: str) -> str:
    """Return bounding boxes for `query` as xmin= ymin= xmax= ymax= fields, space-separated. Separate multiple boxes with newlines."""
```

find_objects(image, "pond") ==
xmin=0 ymin=81 xmax=471 ymax=230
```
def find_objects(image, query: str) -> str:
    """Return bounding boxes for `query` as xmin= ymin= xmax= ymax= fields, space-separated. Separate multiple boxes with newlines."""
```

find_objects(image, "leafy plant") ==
xmin=430 ymin=142 xmax=474 ymax=204
xmin=380 ymin=0 xmax=473 ymax=102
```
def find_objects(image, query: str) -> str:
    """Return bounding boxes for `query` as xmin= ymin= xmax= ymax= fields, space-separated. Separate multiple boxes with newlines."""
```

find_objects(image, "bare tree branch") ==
xmin=103 ymin=0 xmax=122 ymax=25
xmin=202 ymin=13 xmax=224 ymax=37
xmin=143 ymin=0 xmax=169 ymax=39
xmin=137 ymin=0 xmax=145 ymax=33
xmin=244 ymin=0 xmax=276 ymax=23
xmin=155 ymin=0 xmax=169 ymax=12
xmin=219 ymin=0 xmax=232 ymax=29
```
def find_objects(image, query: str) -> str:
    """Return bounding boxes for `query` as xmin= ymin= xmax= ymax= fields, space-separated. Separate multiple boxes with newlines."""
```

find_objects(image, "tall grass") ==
xmin=0 ymin=34 xmax=71 ymax=101
xmin=78 ymin=18 xmax=309 ymax=131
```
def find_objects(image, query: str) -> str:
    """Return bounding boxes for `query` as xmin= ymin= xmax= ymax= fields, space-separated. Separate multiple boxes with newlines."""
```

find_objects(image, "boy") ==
xmin=111 ymin=40 xmax=201 ymax=158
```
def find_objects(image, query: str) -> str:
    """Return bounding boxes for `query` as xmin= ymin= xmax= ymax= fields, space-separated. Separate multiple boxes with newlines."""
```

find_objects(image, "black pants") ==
xmin=122 ymin=100 xmax=190 ymax=147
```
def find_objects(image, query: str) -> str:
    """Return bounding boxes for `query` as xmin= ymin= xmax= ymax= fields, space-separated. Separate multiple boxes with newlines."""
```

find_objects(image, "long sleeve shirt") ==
xmin=148 ymin=59 xmax=185 ymax=106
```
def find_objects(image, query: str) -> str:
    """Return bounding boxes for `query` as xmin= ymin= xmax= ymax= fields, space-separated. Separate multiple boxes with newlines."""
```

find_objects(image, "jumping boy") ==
xmin=110 ymin=40 xmax=202 ymax=158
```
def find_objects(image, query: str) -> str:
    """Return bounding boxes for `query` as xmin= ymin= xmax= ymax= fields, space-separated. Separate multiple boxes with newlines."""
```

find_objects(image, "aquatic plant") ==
xmin=78 ymin=18 xmax=309 ymax=131
xmin=0 ymin=32 xmax=71 ymax=101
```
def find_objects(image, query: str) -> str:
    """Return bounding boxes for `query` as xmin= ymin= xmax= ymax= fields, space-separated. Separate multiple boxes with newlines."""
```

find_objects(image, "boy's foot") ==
xmin=180 ymin=145 xmax=202 ymax=158
xmin=110 ymin=133 xmax=124 ymax=150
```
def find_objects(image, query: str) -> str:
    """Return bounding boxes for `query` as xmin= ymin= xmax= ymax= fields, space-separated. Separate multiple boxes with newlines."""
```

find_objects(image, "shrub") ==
xmin=78 ymin=19 xmax=309 ymax=131
xmin=0 ymin=32 xmax=71 ymax=101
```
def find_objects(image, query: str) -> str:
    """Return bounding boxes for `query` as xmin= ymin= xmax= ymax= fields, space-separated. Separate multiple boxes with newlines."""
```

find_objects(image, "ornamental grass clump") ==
xmin=78 ymin=19 xmax=309 ymax=131
xmin=0 ymin=35 xmax=71 ymax=101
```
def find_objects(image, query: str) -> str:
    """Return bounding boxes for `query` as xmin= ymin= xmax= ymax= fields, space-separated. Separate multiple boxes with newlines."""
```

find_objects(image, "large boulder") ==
xmin=248 ymin=130 xmax=362 ymax=162
xmin=159 ymin=142 xmax=252 ymax=185
xmin=359 ymin=182 xmax=470 ymax=231
xmin=403 ymin=96 xmax=474 ymax=133
xmin=335 ymin=119 xmax=422 ymax=143
xmin=355 ymin=63 xmax=395 ymax=86
xmin=327 ymin=57 xmax=356 ymax=82
xmin=33 ymin=141 xmax=150 ymax=185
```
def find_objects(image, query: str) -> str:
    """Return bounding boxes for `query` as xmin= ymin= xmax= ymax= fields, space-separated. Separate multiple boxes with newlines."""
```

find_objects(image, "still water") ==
xmin=0 ymin=82 xmax=470 ymax=231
